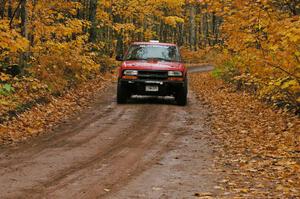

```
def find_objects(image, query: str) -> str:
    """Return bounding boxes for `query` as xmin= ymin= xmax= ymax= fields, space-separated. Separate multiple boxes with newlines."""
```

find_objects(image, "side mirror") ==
xmin=116 ymin=55 xmax=124 ymax=61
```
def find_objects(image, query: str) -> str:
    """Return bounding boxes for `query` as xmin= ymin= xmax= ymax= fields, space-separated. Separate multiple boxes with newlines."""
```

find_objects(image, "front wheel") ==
xmin=176 ymin=80 xmax=188 ymax=106
xmin=117 ymin=82 xmax=129 ymax=104
xmin=176 ymin=89 xmax=187 ymax=106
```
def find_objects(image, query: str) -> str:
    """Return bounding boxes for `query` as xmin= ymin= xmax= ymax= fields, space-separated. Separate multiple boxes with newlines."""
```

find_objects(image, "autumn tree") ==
xmin=204 ymin=0 xmax=300 ymax=110
xmin=1 ymin=0 xmax=298 ymax=112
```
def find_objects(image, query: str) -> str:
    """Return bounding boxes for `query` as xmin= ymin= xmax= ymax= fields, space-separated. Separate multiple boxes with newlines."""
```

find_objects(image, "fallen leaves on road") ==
xmin=0 ymin=74 xmax=112 ymax=145
xmin=191 ymin=73 xmax=300 ymax=198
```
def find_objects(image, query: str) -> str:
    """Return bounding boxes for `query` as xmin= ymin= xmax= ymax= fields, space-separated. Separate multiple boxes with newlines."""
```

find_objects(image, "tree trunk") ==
xmin=202 ymin=13 xmax=209 ymax=47
xmin=20 ymin=0 xmax=28 ymax=38
xmin=112 ymin=11 xmax=124 ymax=55
xmin=177 ymin=23 xmax=184 ymax=47
xmin=88 ymin=0 xmax=98 ymax=42
xmin=30 ymin=0 xmax=37 ymax=46
xmin=0 ymin=0 xmax=6 ymax=19
xmin=20 ymin=0 xmax=28 ymax=68
xmin=7 ymin=0 xmax=12 ymax=18
xmin=189 ymin=4 xmax=196 ymax=51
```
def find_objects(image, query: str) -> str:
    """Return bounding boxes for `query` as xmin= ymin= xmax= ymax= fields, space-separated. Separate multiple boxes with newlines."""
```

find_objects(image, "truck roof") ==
xmin=132 ymin=42 xmax=177 ymax=46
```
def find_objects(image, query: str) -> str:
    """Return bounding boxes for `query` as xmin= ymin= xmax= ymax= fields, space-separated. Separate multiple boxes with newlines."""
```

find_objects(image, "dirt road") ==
xmin=0 ymin=66 xmax=221 ymax=199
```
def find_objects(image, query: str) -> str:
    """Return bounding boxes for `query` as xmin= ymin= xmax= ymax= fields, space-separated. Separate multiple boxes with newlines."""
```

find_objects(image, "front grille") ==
xmin=137 ymin=70 xmax=168 ymax=80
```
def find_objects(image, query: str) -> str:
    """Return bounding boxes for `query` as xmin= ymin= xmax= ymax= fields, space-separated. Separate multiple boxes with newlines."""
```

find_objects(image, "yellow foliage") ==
xmin=164 ymin=16 xmax=184 ymax=28
xmin=204 ymin=0 xmax=300 ymax=110
xmin=0 ymin=20 xmax=29 ymax=60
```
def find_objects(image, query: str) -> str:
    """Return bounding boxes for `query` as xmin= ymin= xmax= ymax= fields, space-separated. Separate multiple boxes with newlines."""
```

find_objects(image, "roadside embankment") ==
xmin=0 ymin=74 xmax=112 ymax=145
xmin=190 ymin=72 xmax=300 ymax=198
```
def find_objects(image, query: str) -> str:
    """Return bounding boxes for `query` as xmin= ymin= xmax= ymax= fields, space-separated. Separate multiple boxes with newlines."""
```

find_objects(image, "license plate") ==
xmin=145 ymin=85 xmax=159 ymax=92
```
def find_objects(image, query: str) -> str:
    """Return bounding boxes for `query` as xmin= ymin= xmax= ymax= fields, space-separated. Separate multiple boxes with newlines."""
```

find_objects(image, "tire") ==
xmin=176 ymin=79 xmax=188 ymax=106
xmin=117 ymin=81 xmax=128 ymax=104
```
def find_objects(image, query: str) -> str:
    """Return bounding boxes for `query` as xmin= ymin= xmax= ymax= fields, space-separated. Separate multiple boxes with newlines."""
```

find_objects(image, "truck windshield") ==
xmin=124 ymin=45 xmax=181 ymax=62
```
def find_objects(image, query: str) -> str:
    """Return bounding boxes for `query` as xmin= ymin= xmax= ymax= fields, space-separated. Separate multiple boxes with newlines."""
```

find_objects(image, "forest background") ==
xmin=0 ymin=0 xmax=299 ymax=119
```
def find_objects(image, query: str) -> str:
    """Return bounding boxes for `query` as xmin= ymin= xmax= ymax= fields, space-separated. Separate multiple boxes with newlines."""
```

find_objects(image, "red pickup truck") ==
xmin=116 ymin=41 xmax=188 ymax=106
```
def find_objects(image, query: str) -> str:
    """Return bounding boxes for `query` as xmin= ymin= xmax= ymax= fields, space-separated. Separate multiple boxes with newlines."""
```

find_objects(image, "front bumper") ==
xmin=119 ymin=79 xmax=185 ymax=96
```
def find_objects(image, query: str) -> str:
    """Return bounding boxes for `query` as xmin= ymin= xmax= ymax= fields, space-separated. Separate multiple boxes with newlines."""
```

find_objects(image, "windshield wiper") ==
xmin=146 ymin=58 xmax=176 ymax=62
xmin=125 ymin=58 xmax=148 ymax=61
xmin=153 ymin=58 xmax=176 ymax=62
xmin=126 ymin=57 xmax=177 ymax=62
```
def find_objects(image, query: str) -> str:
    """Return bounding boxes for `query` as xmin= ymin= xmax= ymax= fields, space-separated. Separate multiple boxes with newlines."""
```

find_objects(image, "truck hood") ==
xmin=122 ymin=60 xmax=184 ymax=71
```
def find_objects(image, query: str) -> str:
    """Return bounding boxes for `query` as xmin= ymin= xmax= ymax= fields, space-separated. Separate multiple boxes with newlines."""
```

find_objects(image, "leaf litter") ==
xmin=190 ymin=73 xmax=299 ymax=198
xmin=0 ymin=74 xmax=113 ymax=145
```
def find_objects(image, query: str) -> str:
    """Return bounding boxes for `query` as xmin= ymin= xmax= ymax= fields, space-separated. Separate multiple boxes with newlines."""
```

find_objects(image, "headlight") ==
xmin=168 ymin=71 xmax=183 ymax=77
xmin=123 ymin=70 xmax=138 ymax=76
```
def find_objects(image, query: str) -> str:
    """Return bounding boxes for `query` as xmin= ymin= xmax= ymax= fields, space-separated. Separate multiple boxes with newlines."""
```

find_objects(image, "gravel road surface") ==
xmin=0 ymin=66 xmax=221 ymax=199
